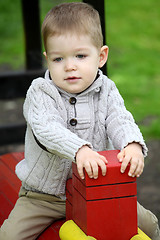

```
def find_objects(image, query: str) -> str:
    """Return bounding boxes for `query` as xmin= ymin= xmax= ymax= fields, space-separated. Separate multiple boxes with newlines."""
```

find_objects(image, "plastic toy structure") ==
xmin=0 ymin=151 xmax=151 ymax=239
xmin=59 ymin=221 xmax=151 ymax=240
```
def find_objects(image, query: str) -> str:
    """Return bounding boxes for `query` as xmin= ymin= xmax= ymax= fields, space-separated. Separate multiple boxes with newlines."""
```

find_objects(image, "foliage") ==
xmin=105 ymin=0 xmax=160 ymax=139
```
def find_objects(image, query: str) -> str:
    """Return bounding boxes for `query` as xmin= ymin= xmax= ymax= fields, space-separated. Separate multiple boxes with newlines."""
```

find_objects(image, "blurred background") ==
xmin=0 ymin=0 xmax=160 ymax=220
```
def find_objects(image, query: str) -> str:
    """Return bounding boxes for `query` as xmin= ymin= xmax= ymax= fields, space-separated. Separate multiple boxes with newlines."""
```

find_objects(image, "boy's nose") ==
xmin=64 ymin=59 xmax=77 ymax=71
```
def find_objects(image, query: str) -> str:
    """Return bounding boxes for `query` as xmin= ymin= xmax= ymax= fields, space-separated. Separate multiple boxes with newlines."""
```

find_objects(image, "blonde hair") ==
xmin=42 ymin=2 xmax=103 ymax=52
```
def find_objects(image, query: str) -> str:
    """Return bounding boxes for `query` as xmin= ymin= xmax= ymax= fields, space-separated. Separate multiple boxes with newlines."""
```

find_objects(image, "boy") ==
xmin=0 ymin=2 xmax=159 ymax=240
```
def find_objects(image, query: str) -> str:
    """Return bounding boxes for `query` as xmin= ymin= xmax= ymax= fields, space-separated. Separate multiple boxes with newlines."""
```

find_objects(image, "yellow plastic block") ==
xmin=130 ymin=228 xmax=151 ymax=240
xmin=59 ymin=221 xmax=151 ymax=240
xmin=59 ymin=220 xmax=96 ymax=240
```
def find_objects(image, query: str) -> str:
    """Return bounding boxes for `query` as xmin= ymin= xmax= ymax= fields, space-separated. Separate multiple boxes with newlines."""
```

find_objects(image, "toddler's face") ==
xmin=44 ymin=34 xmax=107 ymax=94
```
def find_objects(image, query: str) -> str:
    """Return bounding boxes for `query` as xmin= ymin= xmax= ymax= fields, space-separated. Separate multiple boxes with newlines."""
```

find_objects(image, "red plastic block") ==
xmin=37 ymin=220 xmax=65 ymax=240
xmin=0 ymin=153 xmax=23 ymax=226
xmin=0 ymin=152 xmax=64 ymax=240
xmin=73 ymin=187 xmax=137 ymax=240
xmin=71 ymin=150 xmax=137 ymax=240
xmin=66 ymin=178 xmax=73 ymax=220
xmin=66 ymin=179 xmax=73 ymax=195
xmin=73 ymin=174 xmax=137 ymax=200
xmin=72 ymin=150 xmax=136 ymax=186
xmin=66 ymin=200 xmax=72 ymax=221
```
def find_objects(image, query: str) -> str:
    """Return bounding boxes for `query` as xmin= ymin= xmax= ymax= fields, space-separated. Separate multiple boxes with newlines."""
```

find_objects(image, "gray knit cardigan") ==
xmin=16 ymin=70 xmax=147 ymax=199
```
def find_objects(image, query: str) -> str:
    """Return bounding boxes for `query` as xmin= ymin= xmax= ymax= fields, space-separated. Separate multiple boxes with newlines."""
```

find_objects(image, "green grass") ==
xmin=105 ymin=0 xmax=160 ymax=139
xmin=0 ymin=0 xmax=24 ymax=69
xmin=0 ymin=0 xmax=160 ymax=139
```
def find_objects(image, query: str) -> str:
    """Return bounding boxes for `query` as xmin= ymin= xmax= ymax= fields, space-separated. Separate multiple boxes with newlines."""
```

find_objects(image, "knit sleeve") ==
xmin=105 ymin=80 xmax=148 ymax=157
xmin=23 ymin=78 xmax=92 ymax=160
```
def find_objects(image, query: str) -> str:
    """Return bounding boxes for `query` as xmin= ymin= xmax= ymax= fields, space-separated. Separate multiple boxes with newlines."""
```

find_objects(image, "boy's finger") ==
xmin=99 ymin=155 xmax=108 ymax=164
xmin=117 ymin=150 xmax=125 ymax=162
xmin=120 ymin=155 xmax=131 ymax=173
xmin=91 ymin=162 xmax=99 ymax=179
xmin=128 ymin=157 xmax=138 ymax=177
xmin=98 ymin=160 xmax=107 ymax=176
xmin=133 ymin=160 xmax=144 ymax=177
xmin=77 ymin=164 xmax=85 ymax=179
xmin=84 ymin=162 xmax=93 ymax=179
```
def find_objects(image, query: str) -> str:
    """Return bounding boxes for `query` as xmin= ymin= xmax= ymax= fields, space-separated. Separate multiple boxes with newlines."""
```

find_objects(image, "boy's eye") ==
xmin=53 ymin=57 xmax=63 ymax=62
xmin=76 ymin=54 xmax=86 ymax=59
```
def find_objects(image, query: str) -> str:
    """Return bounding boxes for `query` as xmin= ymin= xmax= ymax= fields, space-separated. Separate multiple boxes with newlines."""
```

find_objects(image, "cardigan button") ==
xmin=95 ymin=87 xmax=100 ymax=92
xmin=69 ymin=97 xmax=77 ymax=105
xmin=70 ymin=118 xmax=77 ymax=126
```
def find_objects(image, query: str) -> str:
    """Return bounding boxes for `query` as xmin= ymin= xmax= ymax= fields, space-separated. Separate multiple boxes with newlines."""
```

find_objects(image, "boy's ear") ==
xmin=43 ymin=52 xmax=47 ymax=60
xmin=99 ymin=45 xmax=109 ymax=68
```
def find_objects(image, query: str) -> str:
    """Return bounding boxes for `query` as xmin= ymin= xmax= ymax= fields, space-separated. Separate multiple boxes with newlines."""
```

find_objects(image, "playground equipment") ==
xmin=59 ymin=220 xmax=96 ymax=240
xmin=0 ymin=151 xmax=151 ymax=239
xmin=66 ymin=150 xmax=137 ymax=240
xmin=59 ymin=221 xmax=151 ymax=240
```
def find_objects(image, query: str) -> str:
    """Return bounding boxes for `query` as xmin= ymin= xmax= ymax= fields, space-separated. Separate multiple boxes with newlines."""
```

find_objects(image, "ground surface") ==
xmin=137 ymin=140 xmax=160 ymax=220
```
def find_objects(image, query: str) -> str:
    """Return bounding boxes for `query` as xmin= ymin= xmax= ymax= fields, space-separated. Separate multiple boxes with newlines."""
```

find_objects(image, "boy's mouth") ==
xmin=65 ymin=76 xmax=80 ymax=81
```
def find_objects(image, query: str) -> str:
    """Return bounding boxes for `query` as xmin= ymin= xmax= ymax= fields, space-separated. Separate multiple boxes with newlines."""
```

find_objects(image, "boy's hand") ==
xmin=117 ymin=142 xmax=144 ymax=177
xmin=76 ymin=146 xmax=108 ymax=179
